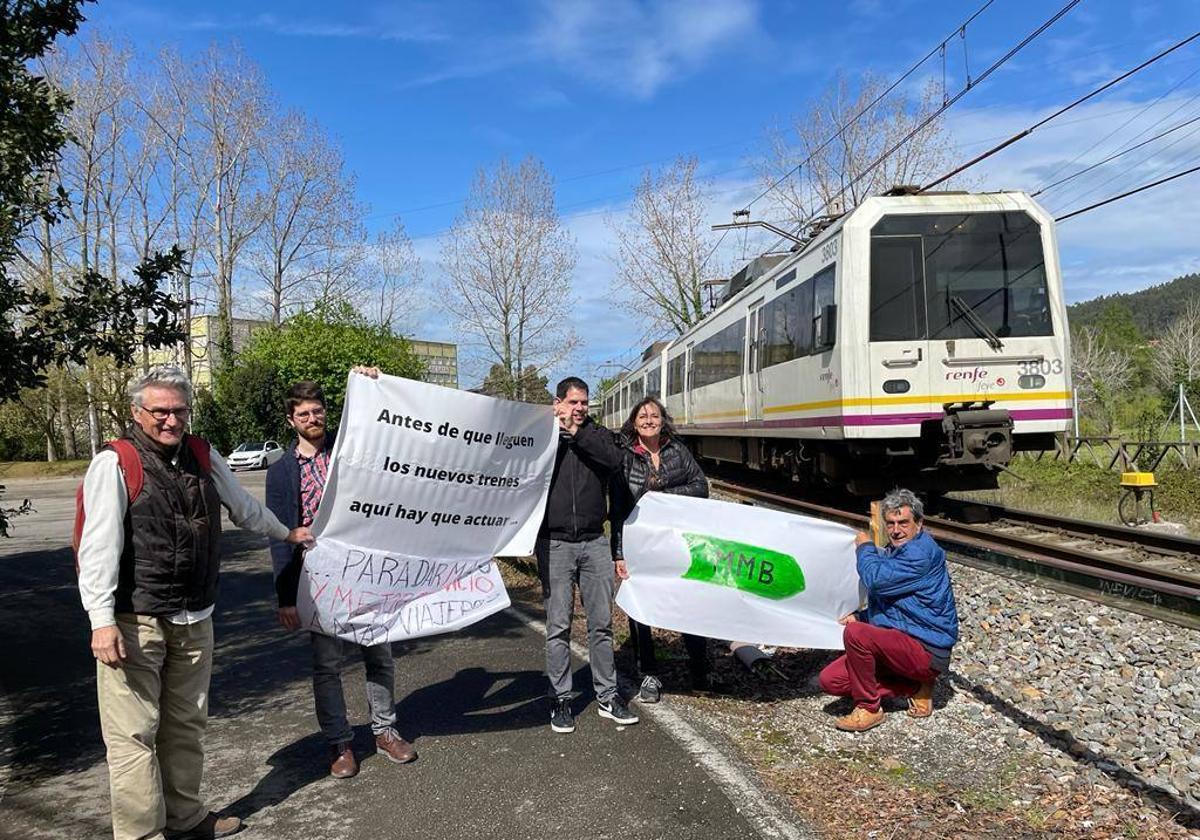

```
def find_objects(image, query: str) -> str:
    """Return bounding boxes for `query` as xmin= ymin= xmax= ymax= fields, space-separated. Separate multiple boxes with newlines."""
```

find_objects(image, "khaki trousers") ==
xmin=97 ymin=614 xmax=213 ymax=840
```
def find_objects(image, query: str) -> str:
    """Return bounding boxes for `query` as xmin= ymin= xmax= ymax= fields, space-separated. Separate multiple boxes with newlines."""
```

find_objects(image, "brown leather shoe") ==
xmin=375 ymin=729 xmax=417 ymax=764
xmin=164 ymin=812 xmax=243 ymax=839
xmin=329 ymin=742 xmax=358 ymax=778
xmin=835 ymin=705 xmax=885 ymax=732
xmin=908 ymin=680 xmax=935 ymax=718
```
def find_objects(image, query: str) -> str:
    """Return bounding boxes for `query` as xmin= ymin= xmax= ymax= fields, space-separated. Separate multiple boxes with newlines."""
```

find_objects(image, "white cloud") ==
xmin=529 ymin=0 xmax=762 ymax=99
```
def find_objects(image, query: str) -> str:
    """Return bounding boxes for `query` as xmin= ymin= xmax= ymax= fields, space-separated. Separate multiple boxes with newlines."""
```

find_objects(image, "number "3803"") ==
xmin=1018 ymin=358 xmax=1063 ymax=375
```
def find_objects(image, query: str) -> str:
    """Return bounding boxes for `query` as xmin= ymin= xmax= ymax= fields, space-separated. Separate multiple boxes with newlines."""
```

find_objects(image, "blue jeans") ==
xmin=309 ymin=633 xmax=397 ymax=744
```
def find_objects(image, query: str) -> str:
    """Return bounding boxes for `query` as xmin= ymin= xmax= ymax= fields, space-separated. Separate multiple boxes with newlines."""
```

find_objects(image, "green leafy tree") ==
xmin=199 ymin=302 xmax=425 ymax=446
xmin=1 ymin=2 xmax=187 ymax=534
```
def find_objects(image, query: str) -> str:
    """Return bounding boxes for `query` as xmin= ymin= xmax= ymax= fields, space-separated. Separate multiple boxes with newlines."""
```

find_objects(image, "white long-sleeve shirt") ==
xmin=77 ymin=443 xmax=290 ymax=630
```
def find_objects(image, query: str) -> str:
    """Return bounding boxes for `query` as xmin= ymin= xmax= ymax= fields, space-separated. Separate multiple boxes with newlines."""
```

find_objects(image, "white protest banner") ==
xmin=615 ymin=493 xmax=863 ymax=650
xmin=297 ymin=373 xmax=556 ymax=644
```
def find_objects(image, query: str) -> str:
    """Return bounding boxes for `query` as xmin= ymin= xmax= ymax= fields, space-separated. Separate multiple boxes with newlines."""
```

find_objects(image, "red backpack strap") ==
xmin=108 ymin=439 xmax=145 ymax=505
xmin=185 ymin=435 xmax=212 ymax=474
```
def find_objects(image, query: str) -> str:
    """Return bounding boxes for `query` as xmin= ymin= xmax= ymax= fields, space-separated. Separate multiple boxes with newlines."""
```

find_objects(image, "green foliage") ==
xmin=478 ymin=363 xmax=552 ymax=403
xmin=0 ymin=402 xmax=44 ymax=461
xmin=198 ymin=302 xmax=425 ymax=447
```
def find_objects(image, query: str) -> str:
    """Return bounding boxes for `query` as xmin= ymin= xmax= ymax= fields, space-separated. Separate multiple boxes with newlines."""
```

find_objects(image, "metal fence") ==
xmin=1022 ymin=436 xmax=1200 ymax=471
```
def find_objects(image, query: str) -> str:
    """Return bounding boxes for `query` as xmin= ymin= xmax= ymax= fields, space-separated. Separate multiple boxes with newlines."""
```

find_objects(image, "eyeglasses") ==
xmin=139 ymin=405 xmax=191 ymax=421
xmin=292 ymin=408 xmax=327 ymax=421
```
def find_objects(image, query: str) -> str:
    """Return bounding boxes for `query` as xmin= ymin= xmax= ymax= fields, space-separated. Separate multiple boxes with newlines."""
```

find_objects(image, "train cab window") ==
xmin=667 ymin=354 xmax=685 ymax=395
xmin=870 ymin=212 xmax=1052 ymax=342
xmin=811 ymin=265 xmax=836 ymax=350
xmin=763 ymin=279 xmax=813 ymax=368
xmin=870 ymin=237 xmax=927 ymax=341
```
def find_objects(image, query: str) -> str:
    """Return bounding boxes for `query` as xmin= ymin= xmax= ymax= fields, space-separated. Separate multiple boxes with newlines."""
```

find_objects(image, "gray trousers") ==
xmin=310 ymin=633 xmax=397 ymax=745
xmin=537 ymin=535 xmax=617 ymax=703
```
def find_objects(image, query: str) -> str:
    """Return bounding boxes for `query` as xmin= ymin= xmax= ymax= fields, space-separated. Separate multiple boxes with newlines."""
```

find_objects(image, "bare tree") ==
xmin=609 ymin=157 xmax=721 ymax=336
xmin=1071 ymin=326 xmax=1133 ymax=433
xmin=440 ymin=157 xmax=577 ymax=399
xmin=758 ymin=73 xmax=959 ymax=225
xmin=362 ymin=218 xmax=420 ymax=333
xmin=252 ymin=109 xmax=363 ymax=324
xmin=1153 ymin=300 xmax=1200 ymax=389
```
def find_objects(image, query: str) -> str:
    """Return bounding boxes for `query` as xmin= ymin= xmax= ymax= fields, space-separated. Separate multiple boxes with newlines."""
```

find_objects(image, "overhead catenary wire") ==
xmin=1033 ymin=111 xmax=1200 ymax=197
xmin=789 ymin=0 xmax=1084 ymax=237
xmin=1054 ymin=162 xmax=1200 ymax=221
xmin=920 ymin=30 xmax=1200 ymax=192
xmin=742 ymin=0 xmax=997 ymax=213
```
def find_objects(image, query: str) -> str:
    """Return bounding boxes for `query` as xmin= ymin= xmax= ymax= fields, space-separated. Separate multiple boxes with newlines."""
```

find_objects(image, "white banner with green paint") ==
xmin=616 ymin=493 xmax=863 ymax=650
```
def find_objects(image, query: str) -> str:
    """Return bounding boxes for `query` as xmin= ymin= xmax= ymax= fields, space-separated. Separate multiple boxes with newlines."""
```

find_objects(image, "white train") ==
xmin=599 ymin=191 xmax=1072 ymax=495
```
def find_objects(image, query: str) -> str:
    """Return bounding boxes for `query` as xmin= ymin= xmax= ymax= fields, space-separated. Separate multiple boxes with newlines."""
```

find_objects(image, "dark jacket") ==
xmin=541 ymin=419 xmax=623 ymax=543
xmin=610 ymin=434 xmax=707 ymax=558
xmin=116 ymin=428 xmax=222 ymax=616
xmin=265 ymin=431 xmax=335 ymax=607
xmin=855 ymin=529 xmax=959 ymax=664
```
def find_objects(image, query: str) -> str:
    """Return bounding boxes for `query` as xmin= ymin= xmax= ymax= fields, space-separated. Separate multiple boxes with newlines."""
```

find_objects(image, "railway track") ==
xmin=708 ymin=477 xmax=1200 ymax=630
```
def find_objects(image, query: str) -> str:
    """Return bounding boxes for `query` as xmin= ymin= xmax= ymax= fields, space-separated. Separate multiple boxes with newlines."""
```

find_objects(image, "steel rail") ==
xmin=709 ymin=478 xmax=1200 ymax=626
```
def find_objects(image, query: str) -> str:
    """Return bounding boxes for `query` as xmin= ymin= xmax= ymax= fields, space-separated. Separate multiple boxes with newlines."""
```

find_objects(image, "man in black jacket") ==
xmin=540 ymin=376 xmax=638 ymax=733
xmin=266 ymin=372 xmax=416 ymax=779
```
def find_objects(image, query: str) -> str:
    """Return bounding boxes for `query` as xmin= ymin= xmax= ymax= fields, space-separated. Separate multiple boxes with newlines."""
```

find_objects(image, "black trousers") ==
xmin=628 ymin=616 xmax=709 ymax=684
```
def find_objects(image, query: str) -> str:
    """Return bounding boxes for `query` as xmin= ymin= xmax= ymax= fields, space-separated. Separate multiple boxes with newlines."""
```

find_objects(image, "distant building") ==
xmin=408 ymin=339 xmax=459 ymax=389
xmin=148 ymin=315 xmax=458 ymax=390
xmin=147 ymin=314 xmax=270 ymax=390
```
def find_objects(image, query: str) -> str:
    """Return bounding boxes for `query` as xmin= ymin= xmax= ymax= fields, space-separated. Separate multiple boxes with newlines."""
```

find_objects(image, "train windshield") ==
xmin=869 ymin=212 xmax=1052 ymax=342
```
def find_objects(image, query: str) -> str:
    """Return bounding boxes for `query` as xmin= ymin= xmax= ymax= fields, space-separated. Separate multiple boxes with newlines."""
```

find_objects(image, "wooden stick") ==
xmin=870 ymin=501 xmax=886 ymax=547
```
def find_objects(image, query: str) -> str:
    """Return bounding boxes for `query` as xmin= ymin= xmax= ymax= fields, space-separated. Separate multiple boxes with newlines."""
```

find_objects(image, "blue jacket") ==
xmin=856 ymin=530 xmax=959 ymax=653
xmin=265 ymin=432 xmax=334 ymax=607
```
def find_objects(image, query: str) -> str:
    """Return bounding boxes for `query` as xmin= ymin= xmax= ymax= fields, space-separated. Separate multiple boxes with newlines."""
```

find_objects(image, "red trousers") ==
xmin=818 ymin=621 xmax=938 ymax=712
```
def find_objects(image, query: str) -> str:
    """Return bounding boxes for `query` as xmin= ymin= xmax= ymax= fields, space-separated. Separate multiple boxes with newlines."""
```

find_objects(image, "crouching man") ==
xmin=819 ymin=488 xmax=958 ymax=732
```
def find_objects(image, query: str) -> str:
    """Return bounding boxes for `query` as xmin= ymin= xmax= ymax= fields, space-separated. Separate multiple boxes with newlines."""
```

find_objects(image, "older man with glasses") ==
xmin=77 ymin=365 xmax=314 ymax=840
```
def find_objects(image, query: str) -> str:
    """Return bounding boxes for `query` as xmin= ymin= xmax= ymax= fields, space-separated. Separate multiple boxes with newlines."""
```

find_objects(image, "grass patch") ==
xmin=954 ymin=457 xmax=1200 ymax=532
xmin=0 ymin=460 xmax=90 ymax=479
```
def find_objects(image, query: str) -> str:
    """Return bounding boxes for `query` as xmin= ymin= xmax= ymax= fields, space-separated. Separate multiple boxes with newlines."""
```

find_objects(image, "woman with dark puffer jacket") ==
xmin=611 ymin=396 xmax=711 ymax=703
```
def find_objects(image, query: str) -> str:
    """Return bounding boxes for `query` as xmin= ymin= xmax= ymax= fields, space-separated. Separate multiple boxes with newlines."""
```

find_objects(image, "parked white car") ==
xmin=227 ymin=440 xmax=285 ymax=470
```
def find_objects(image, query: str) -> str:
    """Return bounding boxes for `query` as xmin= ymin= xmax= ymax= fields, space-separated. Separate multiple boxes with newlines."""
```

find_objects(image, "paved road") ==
xmin=0 ymin=471 xmax=800 ymax=839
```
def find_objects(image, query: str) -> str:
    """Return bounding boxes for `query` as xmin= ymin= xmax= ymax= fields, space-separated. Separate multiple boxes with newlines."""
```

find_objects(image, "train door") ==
xmin=867 ymin=235 xmax=933 ymax=416
xmin=746 ymin=299 xmax=765 ymax=423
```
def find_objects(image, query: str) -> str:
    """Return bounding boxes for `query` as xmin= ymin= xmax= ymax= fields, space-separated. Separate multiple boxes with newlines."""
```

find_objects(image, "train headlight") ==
xmin=1018 ymin=374 xmax=1046 ymax=389
xmin=883 ymin=379 xmax=911 ymax=394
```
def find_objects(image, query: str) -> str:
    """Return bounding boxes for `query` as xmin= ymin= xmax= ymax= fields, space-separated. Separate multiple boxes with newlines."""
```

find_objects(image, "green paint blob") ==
xmin=680 ymin=533 xmax=806 ymax=600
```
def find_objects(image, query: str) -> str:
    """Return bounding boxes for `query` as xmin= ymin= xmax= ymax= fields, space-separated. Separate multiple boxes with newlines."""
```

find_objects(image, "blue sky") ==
xmin=79 ymin=0 xmax=1200 ymax=386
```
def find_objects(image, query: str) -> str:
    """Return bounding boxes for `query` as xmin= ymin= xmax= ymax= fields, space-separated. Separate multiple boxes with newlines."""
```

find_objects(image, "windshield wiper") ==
xmin=950 ymin=295 xmax=1004 ymax=350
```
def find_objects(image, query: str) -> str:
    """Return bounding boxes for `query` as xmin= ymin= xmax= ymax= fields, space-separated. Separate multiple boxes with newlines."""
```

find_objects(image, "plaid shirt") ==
xmin=296 ymin=445 xmax=331 ymax=527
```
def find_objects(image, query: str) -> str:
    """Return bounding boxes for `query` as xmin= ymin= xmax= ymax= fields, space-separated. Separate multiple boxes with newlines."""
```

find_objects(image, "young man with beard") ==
xmin=265 ymin=370 xmax=416 ymax=778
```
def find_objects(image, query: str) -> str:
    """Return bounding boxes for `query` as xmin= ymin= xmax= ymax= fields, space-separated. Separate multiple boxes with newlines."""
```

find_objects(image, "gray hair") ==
xmin=881 ymin=488 xmax=924 ymax=521
xmin=127 ymin=365 xmax=193 ymax=407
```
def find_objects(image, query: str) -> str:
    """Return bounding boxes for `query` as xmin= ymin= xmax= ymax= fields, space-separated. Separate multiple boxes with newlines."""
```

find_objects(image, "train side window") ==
xmin=693 ymin=320 xmax=746 ymax=388
xmin=870 ymin=236 xmax=926 ymax=341
xmin=646 ymin=366 xmax=661 ymax=398
xmin=667 ymin=354 xmax=685 ymax=395
xmin=762 ymin=279 xmax=813 ymax=368
xmin=811 ymin=265 xmax=836 ymax=350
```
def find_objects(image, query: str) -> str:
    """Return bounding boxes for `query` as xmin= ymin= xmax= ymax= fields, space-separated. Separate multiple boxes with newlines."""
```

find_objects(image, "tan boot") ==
xmin=835 ymin=706 xmax=885 ymax=732
xmin=908 ymin=680 xmax=935 ymax=718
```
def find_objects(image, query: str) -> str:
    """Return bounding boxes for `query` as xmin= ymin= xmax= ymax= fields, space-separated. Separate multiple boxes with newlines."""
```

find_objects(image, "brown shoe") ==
xmin=908 ymin=680 xmax=935 ymax=718
xmin=164 ymin=812 xmax=243 ymax=839
xmin=375 ymin=729 xmax=417 ymax=764
xmin=329 ymin=742 xmax=358 ymax=778
xmin=835 ymin=705 xmax=885 ymax=732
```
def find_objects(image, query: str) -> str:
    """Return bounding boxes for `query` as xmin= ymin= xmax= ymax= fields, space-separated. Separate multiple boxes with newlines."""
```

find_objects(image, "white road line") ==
xmin=512 ymin=605 xmax=815 ymax=840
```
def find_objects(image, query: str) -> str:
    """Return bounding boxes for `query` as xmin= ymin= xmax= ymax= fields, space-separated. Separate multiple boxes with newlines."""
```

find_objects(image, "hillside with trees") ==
xmin=1067 ymin=273 xmax=1200 ymax=335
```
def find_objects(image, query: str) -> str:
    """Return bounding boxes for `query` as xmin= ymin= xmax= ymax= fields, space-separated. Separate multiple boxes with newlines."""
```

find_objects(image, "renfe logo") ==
xmin=680 ymin=533 xmax=806 ymax=599
xmin=944 ymin=366 xmax=988 ymax=383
